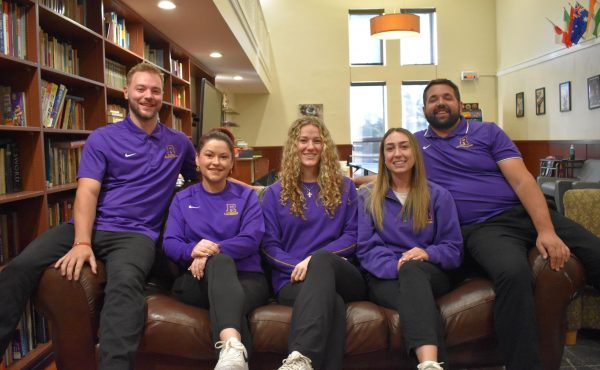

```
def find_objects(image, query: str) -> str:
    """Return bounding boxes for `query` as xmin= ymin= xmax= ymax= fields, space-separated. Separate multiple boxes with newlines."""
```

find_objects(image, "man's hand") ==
xmin=54 ymin=244 xmax=97 ymax=281
xmin=536 ymin=230 xmax=571 ymax=271
xmin=188 ymin=257 xmax=207 ymax=280
xmin=191 ymin=239 xmax=220 ymax=258
xmin=397 ymin=247 xmax=429 ymax=271
xmin=291 ymin=256 xmax=312 ymax=283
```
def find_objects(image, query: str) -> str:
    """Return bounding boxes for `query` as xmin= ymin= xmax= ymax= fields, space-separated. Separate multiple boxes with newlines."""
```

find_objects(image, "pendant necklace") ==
xmin=303 ymin=183 xmax=316 ymax=198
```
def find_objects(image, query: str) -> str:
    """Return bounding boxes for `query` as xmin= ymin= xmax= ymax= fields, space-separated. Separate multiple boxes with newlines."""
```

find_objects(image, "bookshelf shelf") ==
xmin=1 ymin=0 xmax=213 ymax=367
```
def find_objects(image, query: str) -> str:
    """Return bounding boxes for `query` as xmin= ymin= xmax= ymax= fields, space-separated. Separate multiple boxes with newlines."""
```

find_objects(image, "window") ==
xmin=349 ymin=10 xmax=383 ymax=65
xmin=350 ymin=82 xmax=386 ymax=164
xmin=400 ymin=9 xmax=437 ymax=65
xmin=402 ymin=81 xmax=428 ymax=133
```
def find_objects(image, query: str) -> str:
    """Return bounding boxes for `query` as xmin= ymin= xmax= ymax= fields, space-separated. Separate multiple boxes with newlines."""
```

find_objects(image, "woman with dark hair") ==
xmin=261 ymin=116 xmax=365 ymax=370
xmin=163 ymin=131 xmax=270 ymax=370
xmin=357 ymin=128 xmax=462 ymax=370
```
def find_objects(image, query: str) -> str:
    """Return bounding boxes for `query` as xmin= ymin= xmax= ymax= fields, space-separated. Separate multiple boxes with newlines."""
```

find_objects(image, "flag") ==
xmin=585 ymin=0 xmax=597 ymax=38
xmin=594 ymin=6 xmax=600 ymax=36
xmin=563 ymin=7 xmax=574 ymax=47
xmin=548 ymin=18 xmax=568 ymax=44
xmin=570 ymin=3 xmax=588 ymax=44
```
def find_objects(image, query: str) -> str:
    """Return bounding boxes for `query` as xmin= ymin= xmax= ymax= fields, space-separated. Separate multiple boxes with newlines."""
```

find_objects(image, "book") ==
xmin=52 ymin=84 xmax=68 ymax=128
xmin=10 ymin=142 xmax=21 ymax=192
xmin=0 ymin=85 xmax=11 ymax=125
xmin=10 ymin=91 xmax=25 ymax=126
xmin=0 ymin=146 xmax=5 ymax=195
xmin=48 ymin=83 xmax=66 ymax=128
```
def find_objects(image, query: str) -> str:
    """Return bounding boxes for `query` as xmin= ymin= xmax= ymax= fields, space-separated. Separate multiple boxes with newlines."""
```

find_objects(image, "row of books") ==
xmin=105 ymin=58 xmax=127 ymax=89
xmin=0 ymin=210 xmax=18 ymax=264
xmin=0 ymin=84 xmax=26 ymax=126
xmin=48 ymin=198 xmax=74 ymax=228
xmin=41 ymin=80 xmax=85 ymax=129
xmin=172 ymin=86 xmax=186 ymax=108
xmin=39 ymin=28 xmax=80 ymax=75
xmin=0 ymin=0 xmax=27 ymax=59
xmin=104 ymin=11 xmax=129 ymax=49
xmin=0 ymin=139 xmax=22 ymax=196
xmin=171 ymin=57 xmax=184 ymax=79
xmin=107 ymin=103 xmax=126 ymax=123
xmin=144 ymin=43 xmax=164 ymax=69
xmin=1 ymin=301 xmax=49 ymax=368
xmin=40 ymin=0 xmax=88 ymax=27
xmin=44 ymin=138 xmax=85 ymax=187
xmin=173 ymin=115 xmax=182 ymax=132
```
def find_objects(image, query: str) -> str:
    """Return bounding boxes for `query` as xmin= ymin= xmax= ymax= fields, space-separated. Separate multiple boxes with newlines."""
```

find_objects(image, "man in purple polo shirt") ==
xmin=414 ymin=79 xmax=600 ymax=370
xmin=0 ymin=63 xmax=197 ymax=370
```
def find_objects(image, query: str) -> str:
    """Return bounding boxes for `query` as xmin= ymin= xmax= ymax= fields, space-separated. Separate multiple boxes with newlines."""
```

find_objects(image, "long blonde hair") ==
xmin=279 ymin=116 xmax=343 ymax=219
xmin=366 ymin=128 xmax=430 ymax=232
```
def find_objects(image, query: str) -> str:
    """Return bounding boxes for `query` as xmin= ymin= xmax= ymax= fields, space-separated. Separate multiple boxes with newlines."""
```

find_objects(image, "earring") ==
xmin=196 ymin=166 xmax=200 ymax=171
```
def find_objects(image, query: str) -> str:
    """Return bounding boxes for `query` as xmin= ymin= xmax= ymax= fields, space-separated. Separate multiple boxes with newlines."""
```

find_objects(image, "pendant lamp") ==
xmin=370 ymin=13 xmax=420 ymax=39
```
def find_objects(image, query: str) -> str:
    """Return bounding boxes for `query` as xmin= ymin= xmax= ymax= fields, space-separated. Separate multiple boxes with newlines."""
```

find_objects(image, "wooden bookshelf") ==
xmin=0 ymin=0 xmax=213 ymax=367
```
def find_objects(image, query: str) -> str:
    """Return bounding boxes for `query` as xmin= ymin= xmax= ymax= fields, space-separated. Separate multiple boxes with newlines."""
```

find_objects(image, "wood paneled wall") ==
xmin=254 ymin=144 xmax=352 ymax=174
xmin=514 ymin=141 xmax=600 ymax=176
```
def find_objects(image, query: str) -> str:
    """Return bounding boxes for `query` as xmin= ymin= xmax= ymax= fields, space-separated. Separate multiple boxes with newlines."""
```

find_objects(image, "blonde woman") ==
xmin=357 ymin=128 xmax=462 ymax=370
xmin=261 ymin=117 xmax=365 ymax=370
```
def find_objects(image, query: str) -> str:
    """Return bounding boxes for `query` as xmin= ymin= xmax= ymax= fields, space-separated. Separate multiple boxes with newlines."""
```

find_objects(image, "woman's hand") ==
xmin=191 ymin=239 xmax=220 ymax=258
xmin=291 ymin=256 xmax=312 ymax=283
xmin=397 ymin=247 xmax=429 ymax=271
xmin=189 ymin=257 xmax=208 ymax=280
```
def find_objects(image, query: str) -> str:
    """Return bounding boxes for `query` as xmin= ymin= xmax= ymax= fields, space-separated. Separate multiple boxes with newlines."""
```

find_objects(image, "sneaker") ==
xmin=417 ymin=360 xmax=444 ymax=370
xmin=278 ymin=351 xmax=313 ymax=370
xmin=214 ymin=337 xmax=248 ymax=370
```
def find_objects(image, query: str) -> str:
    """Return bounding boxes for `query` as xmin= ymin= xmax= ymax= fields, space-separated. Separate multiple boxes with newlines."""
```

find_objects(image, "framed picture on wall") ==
xmin=535 ymin=87 xmax=546 ymax=115
xmin=559 ymin=81 xmax=571 ymax=112
xmin=515 ymin=92 xmax=524 ymax=117
xmin=588 ymin=75 xmax=600 ymax=109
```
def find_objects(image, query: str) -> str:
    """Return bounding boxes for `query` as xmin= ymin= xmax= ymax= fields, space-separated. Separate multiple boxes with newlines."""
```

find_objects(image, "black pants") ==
xmin=277 ymin=250 xmax=366 ymax=370
xmin=366 ymin=261 xmax=451 ymax=369
xmin=171 ymin=253 xmax=270 ymax=354
xmin=462 ymin=205 xmax=600 ymax=370
xmin=0 ymin=223 xmax=155 ymax=370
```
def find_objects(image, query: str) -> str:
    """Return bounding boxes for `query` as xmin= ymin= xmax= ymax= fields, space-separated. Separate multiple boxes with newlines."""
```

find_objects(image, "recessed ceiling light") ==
xmin=157 ymin=1 xmax=176 ymax=10
xmin=233 ymin=75 xmax=243 ymax=80
xmin=209 ymin=52 xmax=223 ymax=58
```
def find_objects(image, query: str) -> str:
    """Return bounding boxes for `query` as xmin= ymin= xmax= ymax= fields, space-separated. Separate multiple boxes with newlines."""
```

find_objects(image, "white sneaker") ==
xmin=214 ymin=337 xmax=248 ymax=370
xmin=417 ymin=360 xmax=444 ymax=370
xmin=278 ymin=351 xmax=313 ymax=370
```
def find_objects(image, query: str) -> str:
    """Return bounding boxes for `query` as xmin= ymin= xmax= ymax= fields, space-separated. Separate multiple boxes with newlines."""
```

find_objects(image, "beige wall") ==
xmin=496 ymin=0 xmax=600 ymax=140
xmin=227 ymin=0 xmax=498 ymax=147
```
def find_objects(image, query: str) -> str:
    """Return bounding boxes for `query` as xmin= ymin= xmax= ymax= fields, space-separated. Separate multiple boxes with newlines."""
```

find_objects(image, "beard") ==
xmin=425 ymin=104 xmax=461 ymax=130
xmin=129 ymin=100 xmax=159 ymax=122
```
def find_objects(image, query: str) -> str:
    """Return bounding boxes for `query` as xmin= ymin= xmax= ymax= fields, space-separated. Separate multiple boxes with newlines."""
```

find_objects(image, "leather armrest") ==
xmin=572 ymin=181 xmax=600 ymax=189
xmin=35 ymin=262 xmax=107 ymax=370
xmin=536 ymin=176 xmax=557 ymax=185
xmin=528 ymin=248 xmax=586 ymax=369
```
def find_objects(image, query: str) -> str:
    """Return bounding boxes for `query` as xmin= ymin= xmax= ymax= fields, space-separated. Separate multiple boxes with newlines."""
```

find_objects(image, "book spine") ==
xmin=11 ymin=142 xmax=21 ymax=192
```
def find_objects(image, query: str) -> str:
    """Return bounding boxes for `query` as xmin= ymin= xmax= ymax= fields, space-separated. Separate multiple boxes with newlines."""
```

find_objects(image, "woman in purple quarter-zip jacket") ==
xmin=356 ymin=128 xmax=463 ymax=370
xmin=162 ymin=131 xmax=269 ymax=370
xmin=261 ymin=116 xmax=366 ymax=370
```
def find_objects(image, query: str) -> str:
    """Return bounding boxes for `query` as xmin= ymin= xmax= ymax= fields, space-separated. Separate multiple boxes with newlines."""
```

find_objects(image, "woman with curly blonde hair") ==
xmin=261 ymin=116 xmax=365 ymax=370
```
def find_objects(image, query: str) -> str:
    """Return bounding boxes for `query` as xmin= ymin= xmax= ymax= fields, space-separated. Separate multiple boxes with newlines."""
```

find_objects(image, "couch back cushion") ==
xmin=580 ymin=159 xmax=600 ymax=182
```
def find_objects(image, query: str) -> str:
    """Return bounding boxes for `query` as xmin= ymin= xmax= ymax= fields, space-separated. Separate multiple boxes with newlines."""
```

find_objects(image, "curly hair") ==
xmin=279 ymin=116 xmax=343 ymax=219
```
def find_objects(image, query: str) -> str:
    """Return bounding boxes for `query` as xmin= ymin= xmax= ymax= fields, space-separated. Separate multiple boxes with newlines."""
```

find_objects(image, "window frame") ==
xmin=348 ymin=9 xmax=384 ymax=66
xmin=400 ymin=8 xmax=437 ymax=66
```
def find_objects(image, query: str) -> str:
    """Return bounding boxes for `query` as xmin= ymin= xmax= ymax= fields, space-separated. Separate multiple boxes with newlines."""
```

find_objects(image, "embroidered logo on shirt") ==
xmin=164 ymin=145 xmax=178 ymax=159
xmin=224 ymin=204 xmax=238 ymax=216
xmin=456 ymin=136 xmax=473 ymax=149
xmin=422 ymin=144 xmax=431 ymax=150
xmin=124 ymin=153 xmax=136 ymax=158
xmin=188 ymin=205 xmax=200 ymax=209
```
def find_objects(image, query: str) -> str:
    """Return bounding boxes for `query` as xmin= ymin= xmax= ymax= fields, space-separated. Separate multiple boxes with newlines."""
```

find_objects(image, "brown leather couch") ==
xmin=35 ymin=249 xmax=585 ymax=370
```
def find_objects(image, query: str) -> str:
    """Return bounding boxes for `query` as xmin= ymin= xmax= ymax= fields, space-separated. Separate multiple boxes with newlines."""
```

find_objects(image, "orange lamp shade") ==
xmin=370 ymin=13 xmax=420 ymax=39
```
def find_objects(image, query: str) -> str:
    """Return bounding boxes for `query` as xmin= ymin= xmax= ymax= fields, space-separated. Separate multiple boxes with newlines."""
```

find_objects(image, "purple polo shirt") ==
xmin=261 ymin=177 xmax=358 ymax=293
xmin=357 ymin=181 xmax=463 ymax=279
xmin=74 ymin=117 xmax=197 ymax=241
xmin=415 ymin=118 xmax=522 ymax=225
xmin=162 ymin=181 xmax=264 ymax=273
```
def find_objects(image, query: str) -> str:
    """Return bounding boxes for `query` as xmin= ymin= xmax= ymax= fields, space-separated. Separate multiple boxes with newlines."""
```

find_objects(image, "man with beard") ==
xmin=0 ymin=63 xmax=197 ymax=370
xmin=414 ymin=78 xmax=600 ymax=370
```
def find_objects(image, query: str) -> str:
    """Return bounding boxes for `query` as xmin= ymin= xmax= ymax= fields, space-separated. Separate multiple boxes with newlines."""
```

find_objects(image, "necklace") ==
xmin=303 ymin=183 xmax=316 ymax=198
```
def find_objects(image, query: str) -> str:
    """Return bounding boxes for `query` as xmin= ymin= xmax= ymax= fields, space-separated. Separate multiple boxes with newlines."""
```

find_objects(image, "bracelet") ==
xmin=72 ymin=241 xmax=92 ymax=248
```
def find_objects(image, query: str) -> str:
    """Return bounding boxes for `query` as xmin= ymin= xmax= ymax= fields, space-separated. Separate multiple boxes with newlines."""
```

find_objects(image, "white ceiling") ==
xmin=119 ymin=0 xmax=265 ymax=93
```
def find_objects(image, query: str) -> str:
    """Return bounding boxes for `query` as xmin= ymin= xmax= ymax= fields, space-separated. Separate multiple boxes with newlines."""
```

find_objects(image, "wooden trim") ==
xmin=513 ymin=140 xmax=600 ymax=176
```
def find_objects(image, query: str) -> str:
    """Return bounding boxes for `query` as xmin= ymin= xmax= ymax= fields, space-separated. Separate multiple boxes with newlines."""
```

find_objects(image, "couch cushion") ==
xmin=139 ymin=293 xmax=215 ymax=360
xmin=580 ymin=159 xmax=600 ymax=182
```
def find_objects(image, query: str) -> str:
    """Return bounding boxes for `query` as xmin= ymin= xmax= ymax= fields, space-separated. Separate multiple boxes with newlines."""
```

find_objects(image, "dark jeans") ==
xmin=171 ymin=253 xmax=270 ymax=354
xmin=462 ymin=205 xmax=600 ymax=370
xmin=277 ymin=249 xmax=366 ymax=370
xmin=0 ymin=223 xmax=155 ymax=370
xmin=366 ymin=261 xmax=451 ymax=369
